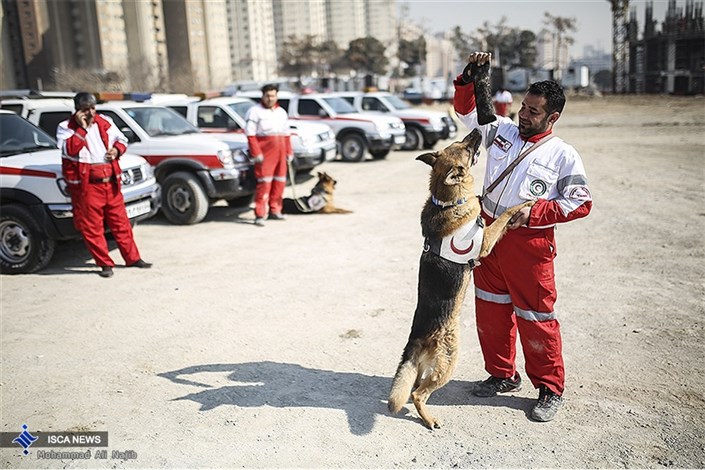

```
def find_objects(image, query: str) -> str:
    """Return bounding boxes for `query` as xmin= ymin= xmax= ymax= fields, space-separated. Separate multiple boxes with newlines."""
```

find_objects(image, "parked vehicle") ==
xmin=5 ymin=97 xmax=255 ymax=225
xmin=0 ymin=110 xmax=161 ymax=274
xmin=238 ymin=91 xmax=406 ymax=162
xmin=333 ymin=91 xmax=458 ymax=151
xmin=164 ymin=96 xmax=337 ymax=173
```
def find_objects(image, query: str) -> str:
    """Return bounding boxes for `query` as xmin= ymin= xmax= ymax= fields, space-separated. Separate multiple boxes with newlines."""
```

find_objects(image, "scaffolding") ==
xmin=609 ymin=0 xmax=630 ymax=93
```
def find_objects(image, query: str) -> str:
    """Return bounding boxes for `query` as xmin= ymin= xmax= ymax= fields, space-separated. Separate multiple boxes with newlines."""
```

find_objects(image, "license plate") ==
xmin=125 ymin=199 xmax=151 ymax=219
xmin=324 ymin=147 xmax=337 ymax=161
xmin=394 ymin=135 xmax=406 ymax=144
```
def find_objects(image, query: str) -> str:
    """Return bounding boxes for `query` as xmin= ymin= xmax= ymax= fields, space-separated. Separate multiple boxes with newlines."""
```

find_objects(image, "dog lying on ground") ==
xmin=387 ymin=129 xmax=534 ymax=429
xmin=282 ymin=172 xmax=352 ymax=214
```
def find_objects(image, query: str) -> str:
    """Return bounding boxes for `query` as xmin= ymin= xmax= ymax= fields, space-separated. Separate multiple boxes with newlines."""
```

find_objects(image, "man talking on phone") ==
xmin=56 ymin=92 xmax=151 ymax=278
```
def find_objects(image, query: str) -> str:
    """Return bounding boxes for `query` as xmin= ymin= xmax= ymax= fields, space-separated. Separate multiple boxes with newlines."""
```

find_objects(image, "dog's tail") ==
xmin=388 ymin=359 xmax=417 ymax=414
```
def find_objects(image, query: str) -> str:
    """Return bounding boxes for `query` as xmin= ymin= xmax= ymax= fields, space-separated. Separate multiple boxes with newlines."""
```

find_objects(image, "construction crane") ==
xmin=609 ymin=0 xmax=630 ymax=93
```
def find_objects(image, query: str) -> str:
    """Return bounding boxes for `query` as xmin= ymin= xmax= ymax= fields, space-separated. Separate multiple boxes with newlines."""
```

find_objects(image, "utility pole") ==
xmin=609 ymin=0 xmax=630 ymax=93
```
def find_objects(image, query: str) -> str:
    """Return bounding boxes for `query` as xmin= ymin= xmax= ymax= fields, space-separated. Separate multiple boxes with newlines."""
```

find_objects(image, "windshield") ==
xmin=322 ymin=97 xmax=356 ymax=114
xmin=124 ymin=106 xmax=200 ymax=137
xmin=385 ymin=95 xmax=411 ymax=110
xmin=0 ymin=113 xmax=58 ymax=157
xmin=228 ymin=101 xmax=255 ymax=119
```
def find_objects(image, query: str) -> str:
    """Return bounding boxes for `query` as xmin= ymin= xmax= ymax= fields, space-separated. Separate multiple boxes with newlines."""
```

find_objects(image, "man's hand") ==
xmin=467 ymin=52 xmax=492 ymax=66
xmin=286 ymin=155 xmax=294 ymax=163
xmin=76 ymin=110 xmax=93 ymax=129
xmin=105 ymin=147 xmax=119 ymax=161
xmin=507 ymin=206 xmax=531 ymax=230
xmin=462 ymin=52 xmax=492 ymax=83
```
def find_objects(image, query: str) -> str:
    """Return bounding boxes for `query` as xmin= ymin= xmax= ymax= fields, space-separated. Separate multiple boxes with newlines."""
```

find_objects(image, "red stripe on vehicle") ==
xmin=139 ymin=155 xmax=224 ymax=168
xmin=0 ymin=166 xmax=57 ymax=178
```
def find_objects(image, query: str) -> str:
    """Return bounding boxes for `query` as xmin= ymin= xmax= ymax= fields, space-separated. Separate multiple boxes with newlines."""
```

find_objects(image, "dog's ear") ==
xmin=416 ymin=152 xmax=436 ymax=167
xmin=317 ymin=171 xmax=323 ymax=178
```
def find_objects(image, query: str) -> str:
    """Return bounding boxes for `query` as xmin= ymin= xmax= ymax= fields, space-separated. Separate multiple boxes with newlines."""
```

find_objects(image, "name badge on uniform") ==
xmin=492 ymin=135 xmax=512 ymax=152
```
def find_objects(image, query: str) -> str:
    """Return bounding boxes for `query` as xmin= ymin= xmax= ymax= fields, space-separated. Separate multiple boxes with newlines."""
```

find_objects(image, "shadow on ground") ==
xmin=158 ymin=361 xmax=535 ymax=435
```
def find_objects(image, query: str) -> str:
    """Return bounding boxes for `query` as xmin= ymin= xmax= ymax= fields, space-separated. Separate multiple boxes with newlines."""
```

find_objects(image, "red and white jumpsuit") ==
xmin=454 ymin=79 xmax=592 ymax=395
xmin=244 ymin=103 xmax=293 ymax=218
xmin=57 ymin=114 xmax=142 ymax=268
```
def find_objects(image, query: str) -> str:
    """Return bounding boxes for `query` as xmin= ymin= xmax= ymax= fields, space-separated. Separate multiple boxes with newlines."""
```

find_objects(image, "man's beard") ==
xmin=519 ymin=116 xmax=550 ymax=138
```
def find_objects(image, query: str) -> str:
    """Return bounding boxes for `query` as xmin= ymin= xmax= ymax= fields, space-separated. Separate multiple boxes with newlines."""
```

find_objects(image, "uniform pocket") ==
xmin=519 ymin=162 xmax=559 ymax=199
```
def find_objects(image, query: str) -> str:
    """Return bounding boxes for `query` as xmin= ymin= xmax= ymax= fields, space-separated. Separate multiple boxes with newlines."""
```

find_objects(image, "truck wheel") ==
xmin=340 ymin=134 xmax=366 ymax=162
xmin=402 ymin=127 xmax=424 ymax=151
xmin=161 ymin=171 xmax=209 ymax=225
xmin=370 ymin=149 xmax=390 ymax=159
xmin=226 ymin=194 xmax=254 ymax=208
xmin=0 ymin=204 xmax=56 ymax=274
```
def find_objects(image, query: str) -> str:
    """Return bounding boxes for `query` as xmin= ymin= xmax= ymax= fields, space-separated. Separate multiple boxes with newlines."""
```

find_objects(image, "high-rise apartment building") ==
xmin=326 ymin=0 xmax=365 ymax=48
xmin=272 ymin=0 xmax=327 ymax=56
xmin=163 ymin=0 xmax=210 ymax=92
xmin=227 ymin=0 xmax=277 ymax=82
xmin=3 ymin=0 xmax=129 ymax=90
xmin=122 ymin=0 xmax=169 ymax=91
xmin=203 ymin=0 xmax=232 ymax=90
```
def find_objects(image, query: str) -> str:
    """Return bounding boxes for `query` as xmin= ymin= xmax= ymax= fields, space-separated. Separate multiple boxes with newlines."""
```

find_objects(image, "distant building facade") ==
xmin=627 ymin=0 xmax=704 ymax=94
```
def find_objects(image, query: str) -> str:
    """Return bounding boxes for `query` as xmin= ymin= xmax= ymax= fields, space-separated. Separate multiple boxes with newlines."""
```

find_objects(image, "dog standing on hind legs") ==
xmin=387 ymin=129 xmax=535 ymax=429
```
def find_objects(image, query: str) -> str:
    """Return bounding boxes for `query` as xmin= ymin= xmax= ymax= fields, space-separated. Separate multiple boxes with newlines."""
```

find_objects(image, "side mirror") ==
xmin=121 ymin=127 xmax=137 ymax=143
xmin=318 ymin=109 xmax=328 ymax=118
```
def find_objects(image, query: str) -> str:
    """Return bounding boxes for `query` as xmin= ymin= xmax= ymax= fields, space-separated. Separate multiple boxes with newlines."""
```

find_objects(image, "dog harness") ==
xmin=304 ymin=189 xmax=327 ymax=211
xmin=424 ymin=216 xmax=484 ymax=267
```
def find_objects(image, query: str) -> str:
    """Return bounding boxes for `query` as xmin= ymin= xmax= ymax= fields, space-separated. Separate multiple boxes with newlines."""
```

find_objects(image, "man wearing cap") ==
xmin=56 ymin=92 xmax=151 ymax=278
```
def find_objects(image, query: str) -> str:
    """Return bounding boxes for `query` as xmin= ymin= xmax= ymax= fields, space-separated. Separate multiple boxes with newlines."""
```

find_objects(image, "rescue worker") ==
xmin=492 ymin=87 xmax=514 ymax=118
xmin=454 ymin=52 xmax=592 ymax=421
xmin=56 ymin=92 xmax=151 ymax=278
xmin=244 ymin=84 xmax=293 ymax=226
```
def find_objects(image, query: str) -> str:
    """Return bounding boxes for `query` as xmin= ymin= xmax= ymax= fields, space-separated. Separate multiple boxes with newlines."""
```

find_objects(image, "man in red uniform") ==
xmin=244 ymin=84 xmax=293 ymax=226
xmin=56 ymin=92 xmax=151 ymax=278
xmin=455 ymin=53 xmax=592 ymax=421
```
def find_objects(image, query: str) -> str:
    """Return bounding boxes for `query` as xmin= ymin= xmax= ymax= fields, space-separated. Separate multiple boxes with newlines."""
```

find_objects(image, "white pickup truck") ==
xmin=333 ymin=91 xmax=458 ymax=151
xmin=0 ymin=109 xmax=161 ymax=274
xmin=238 ymin=91 xmax=407 ymax=162
xmin=165 ymin=96 xmax=338 ymax=173
xmin=2 ymin=97 xmax=255 ymax=225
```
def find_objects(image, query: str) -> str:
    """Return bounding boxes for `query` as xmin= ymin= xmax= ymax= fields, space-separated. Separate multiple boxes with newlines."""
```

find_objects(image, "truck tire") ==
xmin=339 ymin=134 xmax=366 ymax=162
xmin=370 ymin=149 xmax=390 ymax=159
xmin=0 ymin=204 xmax=56 ymax=274
xmin=161 ymin=171 xmax=209 ymax=225
xmin=402 ymin=127 xmax=424 ymax=151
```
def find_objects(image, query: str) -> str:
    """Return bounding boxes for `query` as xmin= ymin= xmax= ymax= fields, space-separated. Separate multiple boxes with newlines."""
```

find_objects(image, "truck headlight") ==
xmin=232 ymin=149 xmax=249 ymax=163
xmin=430 ymin=116 xmax=444 ymax=131
xmin=142 ymin=162 xmax=155 ymax=180
xmin=217 ymin=149 xmax=235 ymax=167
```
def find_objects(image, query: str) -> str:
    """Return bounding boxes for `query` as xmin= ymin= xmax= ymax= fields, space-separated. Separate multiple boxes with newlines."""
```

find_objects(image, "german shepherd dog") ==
xmin=282 ymin=172 xmax=352 ymax=214
xmin=387 ymin=129 xmax=535 ymax=429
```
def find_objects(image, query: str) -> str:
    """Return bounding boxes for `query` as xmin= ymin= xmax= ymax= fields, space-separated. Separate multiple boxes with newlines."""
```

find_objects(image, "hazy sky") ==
xmin=403 ymin=0 xmax=671 ymax=56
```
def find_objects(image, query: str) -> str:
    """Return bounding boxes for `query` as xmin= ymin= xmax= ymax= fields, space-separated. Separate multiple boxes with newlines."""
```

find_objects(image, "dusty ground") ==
xmin=1 ymin=95 xmax=704 ymax=469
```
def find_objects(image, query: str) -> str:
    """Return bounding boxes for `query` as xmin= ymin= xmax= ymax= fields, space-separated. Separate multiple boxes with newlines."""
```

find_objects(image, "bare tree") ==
xmin=542 ymin=13 xmax=577 ymax=80
xmin=53 ymin=67 xmax=126 ymax=92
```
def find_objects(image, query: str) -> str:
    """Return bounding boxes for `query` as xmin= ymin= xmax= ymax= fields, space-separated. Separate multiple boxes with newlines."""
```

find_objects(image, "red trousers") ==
xmin=253 ymin=154 xmax=287 ymax=218
xmin=473 ymin=221 xmax=565 ymax=395
xmin=72 ymin=182 xmax=141 ymax=268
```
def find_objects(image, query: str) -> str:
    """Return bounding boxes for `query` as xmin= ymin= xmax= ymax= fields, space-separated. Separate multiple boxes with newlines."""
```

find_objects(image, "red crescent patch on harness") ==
xmin=450 ymin=237 xmax=474 ymax=255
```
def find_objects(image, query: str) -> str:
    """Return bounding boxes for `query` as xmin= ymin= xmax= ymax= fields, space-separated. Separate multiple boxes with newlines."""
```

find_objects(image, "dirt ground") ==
xmin=1 ymin=94 xmax=704 ymax=469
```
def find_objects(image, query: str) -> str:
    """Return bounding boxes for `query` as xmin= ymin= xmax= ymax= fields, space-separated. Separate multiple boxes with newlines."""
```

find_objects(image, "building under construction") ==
xmin=623 ymin=0 xmax=704 ymax=94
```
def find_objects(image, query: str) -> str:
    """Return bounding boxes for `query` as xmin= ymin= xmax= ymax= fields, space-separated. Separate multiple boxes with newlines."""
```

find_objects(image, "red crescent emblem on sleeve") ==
xmin=450 ymin=237 xmax=474 ymax=255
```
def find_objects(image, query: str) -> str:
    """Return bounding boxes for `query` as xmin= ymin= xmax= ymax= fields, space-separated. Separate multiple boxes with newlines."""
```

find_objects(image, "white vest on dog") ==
xmin=424 ymin=217 xmax=484 ymax=266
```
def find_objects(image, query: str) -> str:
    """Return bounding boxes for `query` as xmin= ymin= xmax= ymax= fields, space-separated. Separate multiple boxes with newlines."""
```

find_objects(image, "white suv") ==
xmin=0 ymin=110 xmax=161 ymax=274
xmin=334 ymin=91 xmax=458 ymax=150
xmin=2 ymin=97 xmax=256 ymax=225
xmin=164 ymin=95 xmax=338 ymax=173
xmin=238 ymin=91 xmax=406 ymax=162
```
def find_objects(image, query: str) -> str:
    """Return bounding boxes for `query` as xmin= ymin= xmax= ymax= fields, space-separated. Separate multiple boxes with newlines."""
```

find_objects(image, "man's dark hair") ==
xmin=261 ymin=83 xmax=279 ymax=94
xmin=527 ymin=80 xmax=565 ymax=114
xmin=73 ymin=92 xmax=96 ymax=110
